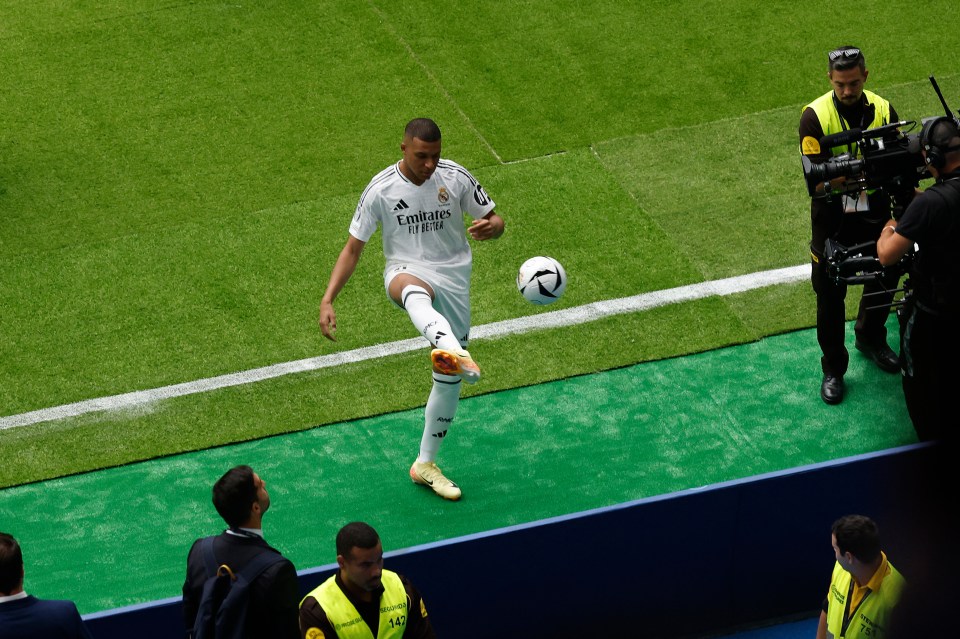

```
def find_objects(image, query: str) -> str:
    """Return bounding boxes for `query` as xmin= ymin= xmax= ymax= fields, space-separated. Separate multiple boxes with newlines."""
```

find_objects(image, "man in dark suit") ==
xmin=0 ymin=531 xmax=93 ymax=639
xmin=183 ymin=465 xmax=300 ymax=639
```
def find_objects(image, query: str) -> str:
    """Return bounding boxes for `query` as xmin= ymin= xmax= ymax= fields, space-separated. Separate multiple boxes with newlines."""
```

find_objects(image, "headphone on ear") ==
xmin=918 ymin=116 xmax=960 ymax=170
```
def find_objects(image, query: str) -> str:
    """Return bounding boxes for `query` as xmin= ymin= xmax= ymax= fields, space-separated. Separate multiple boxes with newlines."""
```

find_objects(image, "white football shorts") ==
xmin=384 ymin=263 xmax=471 ymax=348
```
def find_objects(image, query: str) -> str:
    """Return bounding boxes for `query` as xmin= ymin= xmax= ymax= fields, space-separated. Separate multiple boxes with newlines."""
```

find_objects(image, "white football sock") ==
xmin=401 ymin=285 xmax=462 ymax=352
xmin=418 ymin=373 xmax=461 ymax=463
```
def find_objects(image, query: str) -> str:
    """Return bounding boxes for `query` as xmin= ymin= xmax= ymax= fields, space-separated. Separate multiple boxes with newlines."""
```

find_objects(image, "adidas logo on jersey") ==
xmin=392 ymin=199 xmax=410 ymax=211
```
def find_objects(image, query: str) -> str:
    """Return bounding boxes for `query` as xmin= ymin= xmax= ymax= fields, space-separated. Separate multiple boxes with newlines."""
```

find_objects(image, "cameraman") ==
xmin=799 ymin=46 xmax=901 ymax=405
xmin=877 ymin=117 xmax=960 ymax=442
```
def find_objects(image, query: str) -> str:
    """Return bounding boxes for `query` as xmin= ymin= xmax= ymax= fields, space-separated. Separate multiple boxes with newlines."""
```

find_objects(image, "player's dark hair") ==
xmin=404 ymin=118 xmax=441 ymax=143
xmin=212 ymin=465 xmax=258 ymax=528
xmin=832 ymin=514 xmax=882 ymax=563
xmin=828 ymin=45 xmax=865 ymax=73
xmin=336 ymin=521 xmax=380 ymax=559
xmin=0 ymin=532 xmax=24 ymax=594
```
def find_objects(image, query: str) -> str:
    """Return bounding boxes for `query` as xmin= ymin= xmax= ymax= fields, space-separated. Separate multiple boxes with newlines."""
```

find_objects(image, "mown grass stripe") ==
xmin=0 ymin=265 xmax=807 ymax=430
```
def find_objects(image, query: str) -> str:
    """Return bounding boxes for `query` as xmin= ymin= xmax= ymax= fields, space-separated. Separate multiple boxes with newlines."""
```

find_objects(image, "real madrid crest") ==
xmin=437 ymin=186 xmax=449 ymax=204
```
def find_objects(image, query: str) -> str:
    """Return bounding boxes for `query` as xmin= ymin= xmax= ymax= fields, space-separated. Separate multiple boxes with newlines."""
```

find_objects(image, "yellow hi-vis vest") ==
xmin=302 ymin=569 xmax=408 ymax=639
xmin=802 ymin=89 xmax=892 ymax=158
xmin=825 ymin=561 xmax=906 ymax=639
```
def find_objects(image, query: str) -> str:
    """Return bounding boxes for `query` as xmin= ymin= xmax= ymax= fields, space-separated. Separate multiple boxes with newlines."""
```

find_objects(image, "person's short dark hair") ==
xmin=212 ymin=465 xmax=258 ymax=528
xmin=336 ymin=522 xmax=380 ymax=559
xmin=828 ymin=45 xmax=865 ymax=73
xmin=833 ymin=514 xmax=882 ymax=563
xmin=0 ymin=532 xmax=24 ymax=594
xmin=404 ymin=118 xmax=441 ymax=143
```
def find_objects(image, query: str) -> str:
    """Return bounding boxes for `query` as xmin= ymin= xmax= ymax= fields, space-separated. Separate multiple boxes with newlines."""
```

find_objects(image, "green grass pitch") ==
xmin=1 ymin=0 xmax=957 ymax=487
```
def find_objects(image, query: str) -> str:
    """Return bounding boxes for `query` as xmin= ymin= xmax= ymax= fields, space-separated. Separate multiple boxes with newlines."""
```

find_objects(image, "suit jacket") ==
xmin=0 ymin=595 xmax=93 ymax=639
xmin=182 ymin=531 xmax=300 ymax=639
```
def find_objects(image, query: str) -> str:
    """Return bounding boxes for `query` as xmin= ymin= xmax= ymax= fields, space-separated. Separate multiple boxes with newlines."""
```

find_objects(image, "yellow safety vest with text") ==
xmin=825 ymin=561 xmax=906 ymax=639
xmin=301 ymin=569 xmax=408 ymax=639
xmin=802 ymin=89 xmax=892 ymax=158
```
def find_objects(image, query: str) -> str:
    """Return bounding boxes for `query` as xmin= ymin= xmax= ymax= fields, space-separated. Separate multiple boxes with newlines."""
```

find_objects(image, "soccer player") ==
xmin=318 ymin=118 xmax=505 ymax=501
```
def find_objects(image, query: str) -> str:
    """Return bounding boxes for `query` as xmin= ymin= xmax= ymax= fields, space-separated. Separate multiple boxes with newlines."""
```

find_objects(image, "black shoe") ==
xmin=821 ymin=374 xmax=844 ymax=405
xmin=855 ymin=338 xmax=900 ymax=373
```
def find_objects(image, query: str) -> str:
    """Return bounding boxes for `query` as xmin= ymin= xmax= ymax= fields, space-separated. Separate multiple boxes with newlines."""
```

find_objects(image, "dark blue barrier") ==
xmin=84 ymin=443 xmax=932 ymax=638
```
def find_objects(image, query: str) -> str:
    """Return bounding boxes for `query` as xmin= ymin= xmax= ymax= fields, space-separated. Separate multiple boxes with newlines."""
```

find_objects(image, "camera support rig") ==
xmin=823 ymin=238 xmax=913 ymax=311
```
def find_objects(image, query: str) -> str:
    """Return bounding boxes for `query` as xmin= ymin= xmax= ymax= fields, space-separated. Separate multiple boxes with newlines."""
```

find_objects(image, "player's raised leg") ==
xmin=390 ymin=274 xmax=481 ymax=383
xmin=388 ymin=272 xmax=467 ymax=500
xmin=390 ymin=275 xmax=459 ymax=349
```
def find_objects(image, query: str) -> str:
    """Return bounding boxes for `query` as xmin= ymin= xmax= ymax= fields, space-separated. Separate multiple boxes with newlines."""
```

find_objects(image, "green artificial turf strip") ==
xmin=0 ymin=326 xmax=914 ymax=614
xmin=0 ymin=291 xmax=762 ymax=487
xmin=0 ymin=280 xmax=882 ymax=489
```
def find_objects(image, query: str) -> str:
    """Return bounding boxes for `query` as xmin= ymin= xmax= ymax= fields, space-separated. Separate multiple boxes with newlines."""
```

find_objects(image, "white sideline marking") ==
xmin=0 ymin=265 xmax=808 ymax=431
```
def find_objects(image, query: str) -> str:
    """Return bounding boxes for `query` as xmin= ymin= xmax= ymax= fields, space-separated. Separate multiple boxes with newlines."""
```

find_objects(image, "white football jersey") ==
xmin=350 ymin=158 xmax=496 ymax=289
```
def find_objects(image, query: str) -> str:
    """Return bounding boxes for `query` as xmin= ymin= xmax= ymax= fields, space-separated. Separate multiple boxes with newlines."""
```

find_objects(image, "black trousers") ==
xmin=900 ymin=302 xmax=958 ymax=443
xmin=811 ymin=255 xmax=898 ymax=377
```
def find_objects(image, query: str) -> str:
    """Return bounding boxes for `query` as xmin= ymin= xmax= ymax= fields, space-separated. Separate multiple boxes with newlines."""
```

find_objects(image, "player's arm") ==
xmin=468 ymin=211 xmax=505 ymax=241
xmin=319 ymin=235 xmax=367 ymax=341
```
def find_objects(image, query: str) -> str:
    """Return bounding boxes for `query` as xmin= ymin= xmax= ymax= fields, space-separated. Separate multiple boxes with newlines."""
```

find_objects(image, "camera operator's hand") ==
xmin=812 ymin=175 xmax=853 ymax=197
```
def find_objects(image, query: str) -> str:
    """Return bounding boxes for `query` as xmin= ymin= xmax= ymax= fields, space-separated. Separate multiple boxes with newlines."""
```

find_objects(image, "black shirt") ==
xmin=896 ymin=172 xmax=960 ymax=311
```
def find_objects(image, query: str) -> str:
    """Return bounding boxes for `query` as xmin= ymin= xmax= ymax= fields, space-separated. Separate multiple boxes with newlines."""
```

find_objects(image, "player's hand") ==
xmin=319 ymin=301 xmax=337 ymax=341
xmin=468 ymin=217 xmax=503 ymax=241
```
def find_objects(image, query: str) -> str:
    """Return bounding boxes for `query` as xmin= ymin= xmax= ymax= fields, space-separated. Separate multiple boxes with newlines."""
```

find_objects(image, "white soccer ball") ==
xmin=517 ymin=256 xmax=567 ymax=305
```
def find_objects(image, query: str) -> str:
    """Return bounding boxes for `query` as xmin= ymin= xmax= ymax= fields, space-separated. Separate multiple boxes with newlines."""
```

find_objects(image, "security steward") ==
xmin=799 ymin=45 xmax=901 ymax=405
xmin=817 ymin=515 xmax=906 ymax=639
xmin=877 ymin=117 xmax=960 ymax=443
xmin=299 ymin=522 xmax=435 ymax=639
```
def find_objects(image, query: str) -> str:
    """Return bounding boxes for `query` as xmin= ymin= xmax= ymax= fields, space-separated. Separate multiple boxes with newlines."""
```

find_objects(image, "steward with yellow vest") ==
xmin=299 ymin=522 xmax=435 ymax=639
xmin=798 ymin=46 xmax=902 ymax=406
xmin=816 ymin=515 xmax=905 ymax=639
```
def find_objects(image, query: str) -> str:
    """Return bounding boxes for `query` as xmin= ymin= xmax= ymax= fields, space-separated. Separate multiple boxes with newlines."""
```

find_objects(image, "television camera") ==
xmin=813 ymin=75 xmax=959 ymax=304
xmin=801 ymin=75 xmax=960 ymax=208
